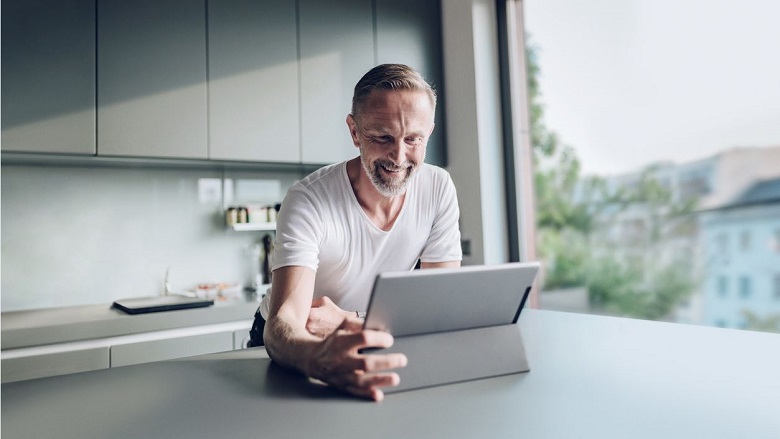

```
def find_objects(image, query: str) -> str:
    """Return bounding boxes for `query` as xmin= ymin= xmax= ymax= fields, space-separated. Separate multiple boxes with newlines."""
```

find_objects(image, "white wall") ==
xmin=1 ymin=164 xmax=299 ymax=311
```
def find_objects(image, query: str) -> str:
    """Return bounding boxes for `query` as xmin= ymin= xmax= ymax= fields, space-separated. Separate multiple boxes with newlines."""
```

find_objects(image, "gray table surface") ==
xmin=3 ymin=309 xmax=779 ymax=439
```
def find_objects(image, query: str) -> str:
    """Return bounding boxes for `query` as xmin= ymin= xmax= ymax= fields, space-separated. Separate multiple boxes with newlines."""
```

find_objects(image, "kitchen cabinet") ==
xmin=110 ymin=330 xmax=234 ymax=367
xmin=1 ymin=0 xmax=96 ymax=155
xmin=376 ymin=0 xmax=446 ymax=166
xmin=97 ymin=0 xmax=208 ymax=159
xmin=1 ymin=347 xmax=109 ymax=383
xmin=299 ymin=0 xmax=375 ymax=165
xmin=233 ymin=328 xmax=252 ymax=350
xmin=1 ymin=320 xmax=252 ymax=382
xmin=208 ymin=0 xmax=300 ymax=162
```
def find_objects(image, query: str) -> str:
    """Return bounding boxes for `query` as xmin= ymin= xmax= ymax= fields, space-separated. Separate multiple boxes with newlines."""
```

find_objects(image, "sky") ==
xmin=523 ymin=0 xmax=780 ymax=176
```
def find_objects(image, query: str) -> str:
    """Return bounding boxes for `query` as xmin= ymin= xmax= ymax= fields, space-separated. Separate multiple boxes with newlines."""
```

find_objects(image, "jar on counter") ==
xmin=237 ymin=207 xmax=248 ymax=223
xmin=225 ymin=207 xmax=238 ymax=226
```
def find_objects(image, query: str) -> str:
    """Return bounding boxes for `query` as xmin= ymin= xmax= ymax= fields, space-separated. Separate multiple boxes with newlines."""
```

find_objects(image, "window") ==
xmin=739 ymin=276 xmax=752 ymax=299
xmin=524 ymin=0 xmax=780 ymax=333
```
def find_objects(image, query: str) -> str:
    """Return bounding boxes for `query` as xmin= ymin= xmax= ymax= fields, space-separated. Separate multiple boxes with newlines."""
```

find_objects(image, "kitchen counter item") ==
xmin=112 ymin=295 xmax=214 ymax=315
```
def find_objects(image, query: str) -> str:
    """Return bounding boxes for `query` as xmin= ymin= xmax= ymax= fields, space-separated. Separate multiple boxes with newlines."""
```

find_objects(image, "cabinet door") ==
xmin=376 ymin=0 xmax=446 ymax=166
xmin=208 ymin=0 xmax=299 ymax=162
xmin=1 ymin=0 xmax=96 ymax=154
xmin=97 ymin=0 xmax=208 ymax=159
xmin=299 ymin=0 xmax=375 ymax=165
xmin=1 ymin=347 xmax=109 ymax=383
xmin=110 ymin=331 xmax=234 ymax=367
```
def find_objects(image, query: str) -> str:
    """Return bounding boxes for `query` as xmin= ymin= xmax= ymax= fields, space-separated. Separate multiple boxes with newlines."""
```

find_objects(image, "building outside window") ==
xmin=774 ymin=274 xmax=780 ymax=300
xmin=717 ymin=276 xmax=728 ymax=298
xmin=740 ymin=230 xmax=752 ymax=252
xmin=524 ymin=0 xmax=780 ymax=333
xmin=773 ymin=229 xmax=780 ymax=253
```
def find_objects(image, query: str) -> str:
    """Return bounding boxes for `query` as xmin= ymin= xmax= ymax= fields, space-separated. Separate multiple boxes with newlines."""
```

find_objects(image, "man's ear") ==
xmin=346 ymin=114 xmax=361 ymax=148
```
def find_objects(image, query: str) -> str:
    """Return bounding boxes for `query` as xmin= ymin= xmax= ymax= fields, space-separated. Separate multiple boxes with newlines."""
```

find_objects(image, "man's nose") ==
xmin=387 ymin=140 xmax=408 ymax=164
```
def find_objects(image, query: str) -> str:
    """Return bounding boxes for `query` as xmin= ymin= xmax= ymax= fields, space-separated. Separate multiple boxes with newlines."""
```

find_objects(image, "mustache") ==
xmin=374 ymin=160 xmax=415 ymax=171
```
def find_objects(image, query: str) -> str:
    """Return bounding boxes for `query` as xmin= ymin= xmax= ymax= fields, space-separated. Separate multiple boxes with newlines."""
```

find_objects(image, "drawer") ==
xmin=2 ymin=347 xmax=109 ymax=383
xmin=110 ymin=331 xmax=234 ymax=367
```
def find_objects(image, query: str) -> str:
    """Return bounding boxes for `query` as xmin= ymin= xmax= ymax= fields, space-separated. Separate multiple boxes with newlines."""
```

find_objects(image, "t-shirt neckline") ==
xmin=340 ymin=161 xmax=414 ymax=234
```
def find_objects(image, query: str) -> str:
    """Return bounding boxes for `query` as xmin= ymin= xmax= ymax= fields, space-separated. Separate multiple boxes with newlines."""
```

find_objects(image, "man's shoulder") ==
xmin=416 ymin=163 xmax=455 ymax=189
xmin=422 ymin=162 xmax=450 ymax=177
xmin=293 ymin=161 xmax=347 ymax=193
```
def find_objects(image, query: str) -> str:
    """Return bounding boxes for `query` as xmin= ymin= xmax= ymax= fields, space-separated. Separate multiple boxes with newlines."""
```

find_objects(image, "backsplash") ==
xmin=1 ymin=163 xmax=301 ymax=311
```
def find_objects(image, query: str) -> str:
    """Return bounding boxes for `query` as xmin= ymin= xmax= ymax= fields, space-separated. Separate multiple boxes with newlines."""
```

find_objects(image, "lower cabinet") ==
xmin=1 ymin=347 xmax=109 ymax=383
xmin=233 ymin=328 xmax=252 ymax=350
xmin=110 ymin=330 xmax=234 ymax=368
xmin=1 ymin=321 xmax=252 ymax=383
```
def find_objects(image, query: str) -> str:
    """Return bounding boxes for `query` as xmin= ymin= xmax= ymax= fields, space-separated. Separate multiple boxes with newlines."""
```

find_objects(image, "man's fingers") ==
xmin=337 ymin=352 xmax=407 ymax=374
xmin=331 ymin=328 xmax=394 ymax=352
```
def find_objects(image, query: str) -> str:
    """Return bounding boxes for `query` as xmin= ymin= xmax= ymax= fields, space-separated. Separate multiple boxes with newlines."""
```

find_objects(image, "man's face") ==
xmin=348 ymin=90 xmax=435 ymax=197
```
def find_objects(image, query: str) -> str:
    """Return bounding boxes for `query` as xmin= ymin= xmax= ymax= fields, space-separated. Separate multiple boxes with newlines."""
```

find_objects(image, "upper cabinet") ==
xmin=1 ymin=0 xmax=96 ymax=155
xmin=376 ymin=0 xmax=446 ymax=166
xmin=208 ymin=0 xmax=300 ymax=163
xmin=96 ymin=0 xmax=208 ymax=159
xmin=3 ymin=0 xmax=446 ymax=166
xmin=299 ymin=0 xmax=375 ymax=165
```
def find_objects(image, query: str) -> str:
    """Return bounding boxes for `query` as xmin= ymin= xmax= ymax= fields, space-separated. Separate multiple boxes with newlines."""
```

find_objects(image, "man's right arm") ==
xmin=263 ymin=265 xmax=408 ymax=401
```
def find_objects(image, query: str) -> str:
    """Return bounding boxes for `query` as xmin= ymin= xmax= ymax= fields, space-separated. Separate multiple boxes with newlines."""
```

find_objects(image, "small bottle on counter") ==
xmin=225 ymin=207 xmax=238 ymax=226
xmin=237 ymin=207 xmax=248 ymax=223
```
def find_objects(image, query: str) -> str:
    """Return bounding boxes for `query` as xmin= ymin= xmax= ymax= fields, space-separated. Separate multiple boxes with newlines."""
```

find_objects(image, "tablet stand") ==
xmin=379 ymin=323 xmax=530 ymax=394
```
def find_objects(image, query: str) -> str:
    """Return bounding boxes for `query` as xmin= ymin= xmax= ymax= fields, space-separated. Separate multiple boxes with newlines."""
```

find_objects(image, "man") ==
xmin=249 ymin=64 xmax=462 ymax=400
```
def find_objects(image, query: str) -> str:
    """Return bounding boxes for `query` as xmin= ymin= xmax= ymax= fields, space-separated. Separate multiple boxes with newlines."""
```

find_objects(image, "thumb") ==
xmin=311 ymin=296 xmax=325 ymax=307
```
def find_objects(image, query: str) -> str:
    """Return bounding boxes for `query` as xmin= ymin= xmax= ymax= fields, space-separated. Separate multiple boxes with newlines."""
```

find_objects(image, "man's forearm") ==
xmin=263 ymin=314 xmax=320 ymax=377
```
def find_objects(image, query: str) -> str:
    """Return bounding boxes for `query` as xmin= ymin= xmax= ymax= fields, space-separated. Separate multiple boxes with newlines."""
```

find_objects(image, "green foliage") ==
xmin=742 ymin=310 xmax=780 ymax=333
xmin=526 ymin=37 xmax=698 ymax=320
xmin=587 ymin=255 xmax=696 ymax=320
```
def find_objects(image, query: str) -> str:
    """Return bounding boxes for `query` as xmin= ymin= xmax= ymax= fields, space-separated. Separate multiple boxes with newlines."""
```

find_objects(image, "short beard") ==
xmin=360 ymin=151 xmax=418 ymax=197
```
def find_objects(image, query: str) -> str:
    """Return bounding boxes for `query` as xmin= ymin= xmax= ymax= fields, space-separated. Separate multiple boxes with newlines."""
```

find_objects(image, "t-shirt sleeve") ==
xmin=271 ymin=185 xmax=322 ymax=272
xmin=420 ymin=170 xmax=463 ymax=263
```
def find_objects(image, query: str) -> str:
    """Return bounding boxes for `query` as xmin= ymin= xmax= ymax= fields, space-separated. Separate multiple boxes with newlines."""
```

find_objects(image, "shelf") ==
xmin=230 ymin=222 xmax=276 ymax=232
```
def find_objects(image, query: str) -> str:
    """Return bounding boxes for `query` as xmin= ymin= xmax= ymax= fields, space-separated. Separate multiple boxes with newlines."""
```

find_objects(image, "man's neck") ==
xmin=346 ymin=158 xmax=406 ymax=232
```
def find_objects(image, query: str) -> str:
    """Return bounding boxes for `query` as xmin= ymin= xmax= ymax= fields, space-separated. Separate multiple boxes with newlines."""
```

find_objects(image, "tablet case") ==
xmin=363 ymin=262 xmax=539 ymax=393
xmin=112 ymin=295 xmax=214 ymax=315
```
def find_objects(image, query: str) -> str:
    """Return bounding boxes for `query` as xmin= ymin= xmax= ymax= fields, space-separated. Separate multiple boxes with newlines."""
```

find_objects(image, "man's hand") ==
xmin=307 ymin=296 xmax=352 ymax=338
xmin=306 ymin=317 xmax=407 ymax=401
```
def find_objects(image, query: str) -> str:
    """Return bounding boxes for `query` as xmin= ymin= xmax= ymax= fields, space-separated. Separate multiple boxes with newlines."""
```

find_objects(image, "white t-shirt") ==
xmin=259 ymin=160 xmax=462 ymax=318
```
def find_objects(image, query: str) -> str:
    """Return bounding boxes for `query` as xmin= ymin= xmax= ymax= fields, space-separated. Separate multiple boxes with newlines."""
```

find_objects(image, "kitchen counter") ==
xmin=1 ymin=295 xmax=261 ymax=350
xmin=3 ymin=309 xmax=779 ymax=439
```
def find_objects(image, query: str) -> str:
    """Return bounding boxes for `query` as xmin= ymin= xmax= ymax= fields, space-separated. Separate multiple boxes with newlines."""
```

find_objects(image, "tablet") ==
xmin=363 ymin=262 xmax=539 ymax=337
xmin=112 ymin=295 xmax=214 ymax=315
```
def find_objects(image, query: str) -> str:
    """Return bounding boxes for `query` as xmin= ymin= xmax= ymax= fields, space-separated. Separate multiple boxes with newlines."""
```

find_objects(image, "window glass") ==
xmin=525 ymin=0 xmax=780 ymax=333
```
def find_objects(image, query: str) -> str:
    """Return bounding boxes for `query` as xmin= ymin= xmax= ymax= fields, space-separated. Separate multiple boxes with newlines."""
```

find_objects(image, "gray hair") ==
xmin=351 ymin=64 xmax=437 ymax=120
